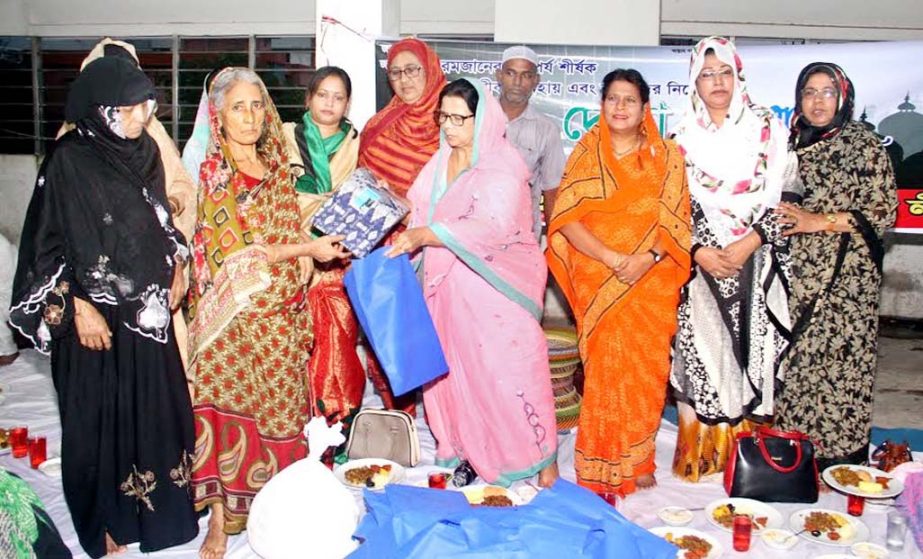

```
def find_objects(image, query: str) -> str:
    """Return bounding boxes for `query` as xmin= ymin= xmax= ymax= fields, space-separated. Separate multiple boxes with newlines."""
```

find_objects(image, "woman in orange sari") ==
xmin=547 ymin=69 xmax=691 ymax=497
xmin=359 ymin=37 xmax=446 ymax=413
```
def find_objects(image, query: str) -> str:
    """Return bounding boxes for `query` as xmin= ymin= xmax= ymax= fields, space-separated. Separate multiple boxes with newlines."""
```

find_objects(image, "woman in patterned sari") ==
xmin=669 ymin=36 xmax=798 ymax=482
xmin=547 ymin=69 xmax=691 ymax=497
xmin=282 ymin=66 xmax=364 ymax=441
xmin=187 ymin=67 xmax=348 ymax=559
xmin=775 ymin=63 xmax=897 ymax=471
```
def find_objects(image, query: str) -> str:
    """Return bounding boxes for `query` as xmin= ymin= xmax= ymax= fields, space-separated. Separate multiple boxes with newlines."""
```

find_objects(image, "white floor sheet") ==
xmin=1 ymin=349 xmax=920 ymax=558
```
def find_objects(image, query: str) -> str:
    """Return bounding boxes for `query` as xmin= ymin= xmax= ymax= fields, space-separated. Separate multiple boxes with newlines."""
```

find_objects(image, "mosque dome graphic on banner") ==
xmin=878 ymin=94 xmax=923 ymax=160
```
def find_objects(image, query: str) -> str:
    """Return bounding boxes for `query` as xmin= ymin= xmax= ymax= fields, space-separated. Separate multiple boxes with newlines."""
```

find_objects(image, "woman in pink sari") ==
xmin=388 ymin=78 xmax=558 ymax=487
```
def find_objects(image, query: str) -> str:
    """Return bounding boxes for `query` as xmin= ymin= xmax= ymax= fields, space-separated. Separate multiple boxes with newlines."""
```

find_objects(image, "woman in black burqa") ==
xmin=10 ymin=56 xmax=198 ymax=558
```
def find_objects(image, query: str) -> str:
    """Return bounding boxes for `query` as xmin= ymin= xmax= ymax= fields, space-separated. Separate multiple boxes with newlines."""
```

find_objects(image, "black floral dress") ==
xmin=775 ymin=121 xmax=897 ymax=460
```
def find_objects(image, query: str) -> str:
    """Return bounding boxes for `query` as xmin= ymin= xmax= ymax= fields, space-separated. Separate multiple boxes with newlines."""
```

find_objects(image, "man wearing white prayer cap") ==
xmin=495 ymin=45 xmax=566 ymax=241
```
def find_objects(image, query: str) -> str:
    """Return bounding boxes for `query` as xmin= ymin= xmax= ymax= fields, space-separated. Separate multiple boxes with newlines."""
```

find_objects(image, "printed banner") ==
xmin=374 ymin=39 xmax=923 ymax=232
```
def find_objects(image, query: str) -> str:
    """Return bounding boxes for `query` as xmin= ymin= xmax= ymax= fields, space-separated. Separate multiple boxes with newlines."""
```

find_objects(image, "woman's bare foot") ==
xmin=636 ymin=473 xmax=657 ymax=489
xmin=199 ymin=503 xmax=229 ymax=559
xmin=104 ymin=533 xmax=126 ymax=556
xmin=538 ymin=462 xmax=559 ymax=488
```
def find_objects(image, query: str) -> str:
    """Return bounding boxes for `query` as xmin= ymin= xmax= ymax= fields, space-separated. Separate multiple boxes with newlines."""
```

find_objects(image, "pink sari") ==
xmin=408 ymin=78 xmax=557 ymax=486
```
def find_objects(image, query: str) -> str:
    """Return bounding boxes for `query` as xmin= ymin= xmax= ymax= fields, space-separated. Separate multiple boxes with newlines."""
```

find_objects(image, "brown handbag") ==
xmin=346 ymin=408 xmax=420 ymax=467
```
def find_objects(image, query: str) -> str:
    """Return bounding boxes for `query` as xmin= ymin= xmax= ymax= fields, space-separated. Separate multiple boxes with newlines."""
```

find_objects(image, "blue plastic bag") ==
xmin=348 ymin=481 xmax=679 ymax=559
xmin=344 ymin=248 xmax=449 ymax=395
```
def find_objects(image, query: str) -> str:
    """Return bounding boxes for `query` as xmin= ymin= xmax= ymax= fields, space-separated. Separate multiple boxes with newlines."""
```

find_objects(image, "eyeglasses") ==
xmin=603 ymin=95 xmax=640 ymax=107
xmin=434 ymin=111 xmax=475 ymax=126
xmin=801 ymin=87 xmax=838 ymax=100
xmin=697 ymin=67 xmax=734 ymax=82
xmin=387 ymin=65 xmax=423 ymax=81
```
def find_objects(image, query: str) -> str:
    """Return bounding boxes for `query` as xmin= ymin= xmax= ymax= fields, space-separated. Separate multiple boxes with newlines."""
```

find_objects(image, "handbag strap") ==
xmin=754 ymin=426 xmax=808 ymax=441
xmin=755 ymin=430 xmax=805 ymax=474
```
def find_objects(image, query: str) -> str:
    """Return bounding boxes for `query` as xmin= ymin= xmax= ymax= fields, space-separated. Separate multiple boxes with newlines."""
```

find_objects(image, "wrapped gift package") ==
xmin=312 ymin=168 xmax=409 ymax=257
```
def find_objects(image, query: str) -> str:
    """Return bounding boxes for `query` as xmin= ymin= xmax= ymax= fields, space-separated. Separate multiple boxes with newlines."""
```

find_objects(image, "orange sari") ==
xmin=547 ymin=109 xmax=691 ymax=497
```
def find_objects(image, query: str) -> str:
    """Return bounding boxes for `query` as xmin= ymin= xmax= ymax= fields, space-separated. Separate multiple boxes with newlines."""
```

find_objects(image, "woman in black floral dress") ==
xmin=10 ymin=57 xmax=198 ymax=557
xmin=774 ymin=62 xmax=897 ymax=470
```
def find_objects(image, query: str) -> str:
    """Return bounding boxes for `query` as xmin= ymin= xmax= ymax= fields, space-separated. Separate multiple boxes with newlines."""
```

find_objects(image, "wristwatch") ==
xmin=648 ymin=249 xmax=662 ymax=263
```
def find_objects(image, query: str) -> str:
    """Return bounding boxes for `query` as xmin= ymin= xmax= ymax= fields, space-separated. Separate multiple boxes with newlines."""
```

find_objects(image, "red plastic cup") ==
xmin=428 ymin=472 xmax=449 ymax=489
xmin=10 ymin=426 xmax=28 ymax=458
xmin=732 ymin=514 xmax=753 ymax=551
xmin=29 ymin=436 xmax=47 ymax=469
xmin=848 ymin=493 xmax=865 ymax=516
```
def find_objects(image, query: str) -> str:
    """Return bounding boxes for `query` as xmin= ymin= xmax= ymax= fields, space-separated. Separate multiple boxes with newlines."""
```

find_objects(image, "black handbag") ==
xmin=724 ymin=426 xmax=819 ymax=503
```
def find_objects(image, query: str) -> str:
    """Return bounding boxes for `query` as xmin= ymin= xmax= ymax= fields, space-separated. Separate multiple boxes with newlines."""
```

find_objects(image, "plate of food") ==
xmin=333 ymin=458 xmax=405 ymax=490
xmin=822 ymin=464 xmax=904 ymax=498
xmin=760 ymin=528 xmax=799 ymax=550
xmin=0 ymin=427 xmax=10 ymax=455
xmin=705 ymin=497 xmax=783 ymax=533
xmin=649 ymin=526 xmax=723 ymax=559
xmin=788 ymin=508 xmax=869 ymax=547
xmin=460 ymin=485 xmax=523 ymax=507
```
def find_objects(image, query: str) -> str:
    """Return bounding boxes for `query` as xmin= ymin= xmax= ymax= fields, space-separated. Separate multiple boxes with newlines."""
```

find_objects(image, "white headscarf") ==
xmin=672 ymin=36 xmax=789 ymax=246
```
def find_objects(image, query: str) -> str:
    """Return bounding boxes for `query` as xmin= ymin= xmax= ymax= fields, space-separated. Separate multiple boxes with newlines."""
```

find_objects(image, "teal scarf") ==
xmin=294 ymin=110 xmax=347 ymax=194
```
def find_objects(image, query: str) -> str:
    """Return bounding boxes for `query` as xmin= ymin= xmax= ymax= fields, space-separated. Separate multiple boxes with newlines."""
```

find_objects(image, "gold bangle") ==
xmin=825 ymin=213 xmax=837 ymax=231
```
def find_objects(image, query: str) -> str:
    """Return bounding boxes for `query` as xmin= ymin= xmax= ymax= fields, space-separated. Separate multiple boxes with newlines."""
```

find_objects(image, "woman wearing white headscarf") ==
xmin=669 ymin=36 xmax=799 ymax=482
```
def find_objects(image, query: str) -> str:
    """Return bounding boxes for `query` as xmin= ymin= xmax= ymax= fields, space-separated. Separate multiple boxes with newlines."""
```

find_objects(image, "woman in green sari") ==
xmin=282 ymin=66 xmax=363 ymax=441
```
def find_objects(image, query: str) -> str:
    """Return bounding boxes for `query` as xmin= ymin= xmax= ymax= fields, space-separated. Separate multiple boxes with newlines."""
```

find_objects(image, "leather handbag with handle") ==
xmin=724 ymin=426 xmax=819 ymax=503
xmin=346 ymin=408 xmax=420 ymax=467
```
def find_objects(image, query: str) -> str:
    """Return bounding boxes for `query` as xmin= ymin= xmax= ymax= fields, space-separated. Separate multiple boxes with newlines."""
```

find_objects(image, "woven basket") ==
xmin=554 ymin=386 xmax=581 ymax=430
xmin=545 ymin=328 xmax=581 ymax=430
xmin=545 ymin=328 xmax=580 ymax=362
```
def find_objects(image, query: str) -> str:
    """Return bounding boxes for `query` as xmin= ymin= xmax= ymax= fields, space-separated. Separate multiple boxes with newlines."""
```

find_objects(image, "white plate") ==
xmin=333 ymin=458 xmax=405 ymax=490
xmin=851 ymin=541 xmax=890 ymax=559
xmin=822 ymin=465 xmax=904 ymax=499
xmin=812 ymin=555 xmax=854 ymax=559
xmin=649 ymin=526 xmax=724 ymax=559
xmin=460 ymin=485 xmax=523 ymax=506
xmin=760 ymin=528 xmax=799 ymax=550
xmin=705 ymin=497 xmax=784 ymax=533
xmin=657 ymin=506 xmax=694 ymax=526
xmin=789 ymin=508 xmax=870 ymax=547
xmin=38 ymin=457 xmax=62 ymax=477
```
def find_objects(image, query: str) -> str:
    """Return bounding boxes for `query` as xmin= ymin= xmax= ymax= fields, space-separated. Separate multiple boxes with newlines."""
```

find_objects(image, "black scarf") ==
xmin=11 ymin=56 xmax=185 ymax=353
xmin=789 ymin=61 xmax=855 ymax=150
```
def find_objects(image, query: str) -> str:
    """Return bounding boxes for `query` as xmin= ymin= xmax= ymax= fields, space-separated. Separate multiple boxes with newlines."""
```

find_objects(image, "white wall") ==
xmin=400 ymin=0 xmax=495 ymax=36
xmin=0 ymin=155 xmax=38 ymax=246
xmin=22 ymin=0 xmax=316 ymax=36
xmin=661 ymin=0 xmax=923 ymax=41
xmin=0 ymin=0 xmax=27 ymax=35
xmin=9 ymin=0 xmax=923 ymax=41
xmin=495 ymin=0 xmax=660 ymax=45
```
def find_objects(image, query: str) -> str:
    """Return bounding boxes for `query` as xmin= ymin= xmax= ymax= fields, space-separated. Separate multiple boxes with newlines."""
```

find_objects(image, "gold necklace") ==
xmin=613 ymin=136 xmax=641 ymax=158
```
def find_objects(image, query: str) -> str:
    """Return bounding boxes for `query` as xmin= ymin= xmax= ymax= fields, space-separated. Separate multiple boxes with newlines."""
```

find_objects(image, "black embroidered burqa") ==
xmin=9 ymin=56 xmax=198 ymax=558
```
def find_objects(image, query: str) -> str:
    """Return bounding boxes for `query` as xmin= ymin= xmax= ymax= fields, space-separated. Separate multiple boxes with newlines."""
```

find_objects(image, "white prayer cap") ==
xmin=501 ymin=45 xmax=539 ymax=66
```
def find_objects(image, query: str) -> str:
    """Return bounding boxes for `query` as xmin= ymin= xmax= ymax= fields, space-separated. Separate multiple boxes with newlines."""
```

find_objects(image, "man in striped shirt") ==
xmin=496 ymin=45 xmax=566 ymax=241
